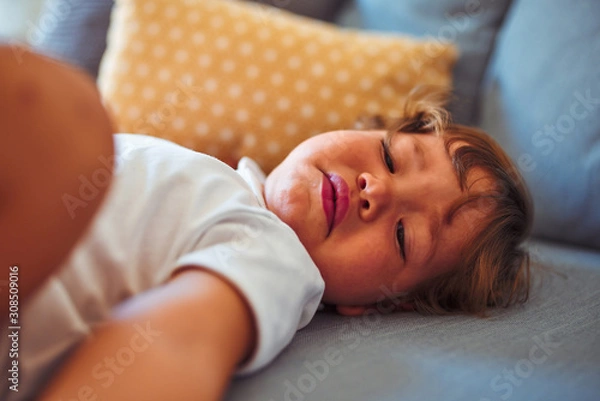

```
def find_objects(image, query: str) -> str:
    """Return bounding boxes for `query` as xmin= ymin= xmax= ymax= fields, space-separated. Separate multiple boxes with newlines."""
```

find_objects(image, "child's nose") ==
xmin=358 ymin=173 xmax=391 ymax=221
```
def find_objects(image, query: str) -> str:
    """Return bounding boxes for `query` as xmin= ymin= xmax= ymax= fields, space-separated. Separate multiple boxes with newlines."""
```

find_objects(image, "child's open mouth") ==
xmin=321 ymin=173 xmax=349 ymax=236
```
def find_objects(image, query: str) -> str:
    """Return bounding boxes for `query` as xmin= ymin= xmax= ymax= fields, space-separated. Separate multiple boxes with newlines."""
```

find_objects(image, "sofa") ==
xmin=31 ymin=0 xmax=600 ymax=400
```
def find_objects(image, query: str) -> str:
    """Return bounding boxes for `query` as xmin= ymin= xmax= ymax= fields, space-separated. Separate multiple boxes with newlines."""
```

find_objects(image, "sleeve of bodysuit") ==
xmin=173 ymin=211 xmax=325 ymax=375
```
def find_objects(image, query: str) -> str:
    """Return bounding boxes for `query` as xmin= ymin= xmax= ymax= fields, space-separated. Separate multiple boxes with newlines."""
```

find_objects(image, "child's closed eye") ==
xmin=381 ymin=139 xmax=396 ymax=174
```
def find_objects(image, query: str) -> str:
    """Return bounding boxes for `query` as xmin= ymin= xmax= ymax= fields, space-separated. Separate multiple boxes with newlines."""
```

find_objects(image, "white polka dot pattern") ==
xmin=99 ymin=0 xmax=457 ymax=171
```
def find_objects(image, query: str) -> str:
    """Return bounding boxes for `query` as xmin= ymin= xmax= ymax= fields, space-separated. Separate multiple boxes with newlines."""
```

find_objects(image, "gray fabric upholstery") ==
xmin=226 ymin=239 xmax=600 ymax=401
xmin=251 ymin=0 xmax=347 ymax=22
xmin=34 ymin=0 xmax=347 ymax=78
xmin=354 ymin=0 xmax=512 ymax=126
xmin=480 ymin=0 xmax=600 ymax=249
xmin=34 ymin=0 xmax=114 ymax=78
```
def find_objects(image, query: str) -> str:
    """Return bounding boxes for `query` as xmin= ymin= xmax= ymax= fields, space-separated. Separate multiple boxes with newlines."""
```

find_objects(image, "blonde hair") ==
xmin=356 ymin=87 xmax=533 ymax=316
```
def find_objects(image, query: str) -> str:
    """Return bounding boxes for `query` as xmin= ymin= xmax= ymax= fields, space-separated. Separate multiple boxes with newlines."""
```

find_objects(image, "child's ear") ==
xmin=335 ymin=305 xmax=370 ymax=316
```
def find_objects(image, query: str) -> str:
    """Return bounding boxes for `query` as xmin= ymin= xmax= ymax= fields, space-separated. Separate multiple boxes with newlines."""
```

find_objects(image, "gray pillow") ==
xmin=251 ymin=0 xmax=347 ymax=22
xmin=355 ymin=0 xmax=512 ymax=125
xmin=480 ymin=0 xmax=600 ymax=249
xmin=33 ymin=0 xmax=347 ymax=79
xmin=34 ymin=0 xmax=114 ymax=78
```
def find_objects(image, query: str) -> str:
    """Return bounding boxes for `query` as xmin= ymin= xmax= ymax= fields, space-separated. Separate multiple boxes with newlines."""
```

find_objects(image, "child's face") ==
xmin=265 ymin=130 xmax=491 ymax=309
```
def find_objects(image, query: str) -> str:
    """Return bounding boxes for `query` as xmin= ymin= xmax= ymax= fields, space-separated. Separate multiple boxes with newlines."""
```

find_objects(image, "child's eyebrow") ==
xmin=437 ymin=135 xmax=464 ymax=192
xmin=383 ymin=129 xmax=395 ymax=153
xmin=412 ymin=136 xmax=426 ymax=170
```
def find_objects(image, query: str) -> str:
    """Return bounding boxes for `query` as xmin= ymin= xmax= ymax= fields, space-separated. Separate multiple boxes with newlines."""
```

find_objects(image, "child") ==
xmin=0 ymin=48 xmax=532 ymax=401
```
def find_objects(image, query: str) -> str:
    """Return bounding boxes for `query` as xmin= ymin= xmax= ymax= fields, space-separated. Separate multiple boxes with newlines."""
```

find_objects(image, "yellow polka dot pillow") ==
xmin=98 ymin=0 xmax=457 ymax=171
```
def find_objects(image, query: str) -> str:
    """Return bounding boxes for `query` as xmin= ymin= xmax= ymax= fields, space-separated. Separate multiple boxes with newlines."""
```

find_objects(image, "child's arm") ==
xmin=39 ymin=268 xmax=255 ymax=401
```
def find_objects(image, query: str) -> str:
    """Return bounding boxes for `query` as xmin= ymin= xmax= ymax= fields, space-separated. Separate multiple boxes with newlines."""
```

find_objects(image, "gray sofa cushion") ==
xmin=251 ymin=0 xmax=347 ymax=22
xmin=33 ymin=0 xmax=347 ymax=78
xmin=480 ymin=0 xmax=600 ymax=249
xmin=34 ymin=0 xmax=114 ymax=77
xmin=226 ymin=239 xmax=600 ymax=401
xmin=355 ymin=0 xmax=512 ymax=125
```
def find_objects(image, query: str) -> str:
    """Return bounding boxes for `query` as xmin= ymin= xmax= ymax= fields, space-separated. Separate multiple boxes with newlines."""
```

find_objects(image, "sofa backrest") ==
xmin=480 ymin=0 xmax=600 ymax=248
xmin=356 ymin=0 xmax=600 ymax=249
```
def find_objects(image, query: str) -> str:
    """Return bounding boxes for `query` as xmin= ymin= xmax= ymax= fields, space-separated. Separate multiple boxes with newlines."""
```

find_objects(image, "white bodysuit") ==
xmin=0 ymin=134 xmax=325 ymax=401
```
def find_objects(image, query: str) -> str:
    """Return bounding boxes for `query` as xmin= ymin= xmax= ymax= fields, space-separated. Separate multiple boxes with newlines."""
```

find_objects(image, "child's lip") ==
xmin=321 ymin=174 xmax=335 ymax=235
xmin=321 ymin=173 xmax=349 ymax=235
